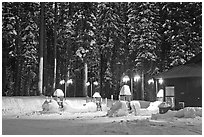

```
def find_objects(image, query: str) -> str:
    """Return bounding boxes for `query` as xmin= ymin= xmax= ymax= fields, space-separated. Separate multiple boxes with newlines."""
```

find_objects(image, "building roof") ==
xmin=186 ymin=52 xmax=202 ymax=65
xmin=154 ymin=52 xmax=202 ymax=79
xmin=154 ymin=63 xmax=202 ymax=79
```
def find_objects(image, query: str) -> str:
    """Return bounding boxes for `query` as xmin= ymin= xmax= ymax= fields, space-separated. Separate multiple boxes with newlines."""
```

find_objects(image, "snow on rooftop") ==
xmin=120 ymin=85 xmax=131 ymax=96
xmin=92 ymin=92 xmax=101 ymax=98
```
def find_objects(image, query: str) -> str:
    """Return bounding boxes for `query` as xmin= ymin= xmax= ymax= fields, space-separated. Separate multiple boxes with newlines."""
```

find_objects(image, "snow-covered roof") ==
xmin=157 ymin=89 xmax=164 ymax=98
xmin=154 ymin=63 xmax=201 ymax=79
xmin=53 ymin=89 xmax=64 ymax=97
xmin=92 ymin=92 xmax=101 ymax=98
xmin=119 ymin=85 xmax=131 ymax=96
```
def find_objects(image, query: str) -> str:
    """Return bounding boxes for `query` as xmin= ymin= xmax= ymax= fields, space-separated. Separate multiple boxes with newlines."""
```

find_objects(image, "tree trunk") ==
xmin=141 ymin=72 xmax=145 ymax=100
xmin=2 ymin=40 xmax=8 ymax=96
xmin=38 ymin=2 xmax=45 ymax=95
xmin=43 ymin=16 xmax=47 ymax=95
xmin=14 ymin=4 xmax=22 ymax=96
xmin=83 ymin=62 xmax=88 ymax=97
xmin=53 ymin=2 xmax=58 ymax=93
xmin=100 ymin=52 xmax=103 ymax=97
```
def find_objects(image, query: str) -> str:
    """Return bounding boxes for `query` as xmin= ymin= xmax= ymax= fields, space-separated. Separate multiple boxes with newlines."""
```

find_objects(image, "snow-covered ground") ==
xmin=2 ymin=97 xmax=202 ymax=135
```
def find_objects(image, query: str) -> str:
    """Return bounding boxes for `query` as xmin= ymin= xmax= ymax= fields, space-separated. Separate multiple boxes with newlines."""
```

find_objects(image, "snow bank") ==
xmin=63 ymin=100 xmax=97 ymax=113
xmin=2 ymin=97 xmax=110 ymax=116
xmin=2 ymin=96 xmax=45 ymax=116
xmin=107 ymin=101 xmax=129 ymax=117
xmin=151 ymin=107 xmax=202 ymax=120
xmin=130 ymin=101 xmax=162 ymax=116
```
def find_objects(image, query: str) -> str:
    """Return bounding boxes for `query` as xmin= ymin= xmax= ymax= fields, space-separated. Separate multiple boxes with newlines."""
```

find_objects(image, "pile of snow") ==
xmin=107 ymin=101 xmax=129 ymax=117
xmin=2 ymin=96 xmax=45 ymax=115
xmin=151 ymin=107 xmax=202 ymax=120
xmin=131 ymin=101 xmax=162 ymax=116
xmin=42 ymin=99 xmax=60 ymax=113
xmin=63 ymin=100 xmax=97 ymax=113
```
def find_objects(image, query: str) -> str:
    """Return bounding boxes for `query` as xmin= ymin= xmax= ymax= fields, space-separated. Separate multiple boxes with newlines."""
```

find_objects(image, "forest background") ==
xmin=2 ymin=2 xmax=202 ymax=101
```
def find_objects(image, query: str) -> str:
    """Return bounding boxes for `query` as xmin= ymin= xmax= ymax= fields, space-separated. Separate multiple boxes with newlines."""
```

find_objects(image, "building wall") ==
xmin=163 ymin=77 xmax=202 ymax=109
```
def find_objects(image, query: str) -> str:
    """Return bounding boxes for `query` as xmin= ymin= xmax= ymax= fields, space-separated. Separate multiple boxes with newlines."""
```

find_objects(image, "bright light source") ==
xmin=86 ymin=82 xmax=90 ymax=86
xmin=93 ymin=81 xmax=98 ymax=86
xmin=67 ymin=79 xmax=73 ymax=84
xmin=60 ymin=80 xmax=65 ymax=85
xmin=159 ymin=78 xmax=164 ymax=84
xmin=148 ymin=78 xmax=154 ymax=84
xmin=134 ymin=75 xmax=140 ymax=82
xmin=122 ymin=75 xmax=130 ymax=83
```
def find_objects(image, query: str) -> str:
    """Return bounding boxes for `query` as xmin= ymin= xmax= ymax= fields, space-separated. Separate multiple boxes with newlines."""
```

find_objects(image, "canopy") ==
xmin=92 ymin=92 xmax=101 ymax=98
xmin=157 ymin=89 xmax=164 ymax=98
xmin=120 ymin=85 xmax=131 ymax=96
xmin=154 ymin=63 xmax=201 ymax=79
xmin=53 ymin=89 xmax=64 ymax=97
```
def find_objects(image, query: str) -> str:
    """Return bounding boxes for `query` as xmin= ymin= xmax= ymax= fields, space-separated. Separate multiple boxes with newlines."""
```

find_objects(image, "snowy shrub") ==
xmin=42 ymin=99 xmax=60 ymax=113
xmin=107 ymin=101 xmax=128 ymax=117
xmin=194 ymin=107 xmax=202 ymax=117
xmin=183 ymin=107 xmax=196 ymax=118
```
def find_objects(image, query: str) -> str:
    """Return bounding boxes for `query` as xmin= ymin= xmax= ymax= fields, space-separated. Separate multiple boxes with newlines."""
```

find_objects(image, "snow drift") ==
xmin=107 ymin=101 xmax=129 ymax=117
xmin=2 ymin=96 xmax=45 ymax=115
xmin=63 ymin=100 xmax=97 ymax=113
xmin=151 ymin=107 xmax=202 ymax=120
xmin=130 ymin=101 xmax=162 ymax=116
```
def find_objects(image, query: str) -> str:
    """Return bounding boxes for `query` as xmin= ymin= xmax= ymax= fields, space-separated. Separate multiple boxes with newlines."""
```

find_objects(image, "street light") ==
xmin=86 ymin=81 xmax=98 ymax=97
xmin=67 ymin=79 xmax=73 ymax=84
xmin=122 ymin=75 xmax=130 ymax=83
xmin=59 ymin=79 xmax=73 ymax=99
xmin=134 ymin=75 xmax=140 ymax=82
xmin=148 ymin=78 xmax=154 ymax=84
xmin=159 ymin=78 xmax=164 ymax=84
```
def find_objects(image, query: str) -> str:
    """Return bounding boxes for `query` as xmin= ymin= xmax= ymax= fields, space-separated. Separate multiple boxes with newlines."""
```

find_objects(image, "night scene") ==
xmin=2 ymin=2 xmax=202 ymax=135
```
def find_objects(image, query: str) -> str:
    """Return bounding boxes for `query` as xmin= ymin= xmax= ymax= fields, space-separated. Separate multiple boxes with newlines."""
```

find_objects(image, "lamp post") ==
xmin=60 ymin=78 xmax=73 ymax=99
xmin=122 ymin=74 xmax=140 ymax=100
xmin=86 ymin=80 xmax=98 ymax=97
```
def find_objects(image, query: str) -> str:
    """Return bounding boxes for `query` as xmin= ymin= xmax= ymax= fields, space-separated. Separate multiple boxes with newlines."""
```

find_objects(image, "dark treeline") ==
xmin=2 ymin=2 xmax=202 ymax=100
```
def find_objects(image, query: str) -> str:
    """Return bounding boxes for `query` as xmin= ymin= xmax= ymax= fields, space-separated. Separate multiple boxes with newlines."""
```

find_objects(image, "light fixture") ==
xmin=86 ymin=82 xmax=90 ymax=86
xmin=159 ymin=78 xmax=164 ymax=84
xmin=122 ymin=75 xmax=130 ymax=83
xmin=93 ymin=81 xmax=98 ymax=86
xmin=59 ymin=80 xmax=65 ymax=85
xmin=134 ymin=75 xmax=140 ymax=82
xmin=148 ymin=78 xmax=154 ymax=84
xmin=67 ymin=79 xmax=73 ymax=84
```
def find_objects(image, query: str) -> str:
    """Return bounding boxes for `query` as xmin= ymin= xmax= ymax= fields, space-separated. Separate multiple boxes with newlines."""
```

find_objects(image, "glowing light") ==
xmin=134 ymin=75 xmax=140 ymax=82
xmin=67 ymin=79 xmax=73 ymax=84
xmin=148 ymin=79 xmax=154 ymax=84
xmin=60 ymin=80 xmax=65 ymax=85
xmin=93 ymin=81 xmax=98 ymax=86
xmin=159 ymin=78 xmax=164 ymax=84
xmin=122 ymin=75 xmax=130 ymax=83
xmin=86 ymin=82 xmax=90 ymax=86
